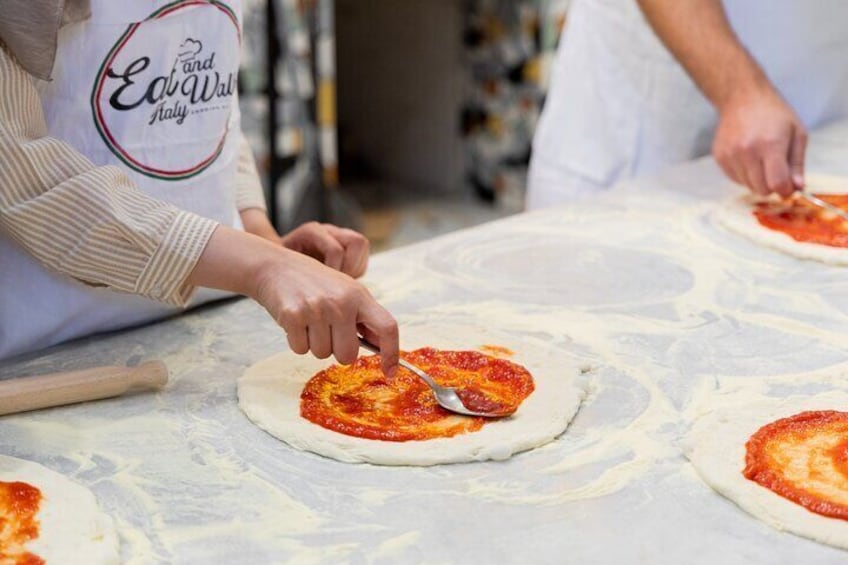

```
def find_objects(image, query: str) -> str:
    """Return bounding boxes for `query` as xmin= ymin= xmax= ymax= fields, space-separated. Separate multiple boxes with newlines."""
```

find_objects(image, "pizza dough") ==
xmin=716 ymin=173 xmax=848 ymax=265
xmin=0 ymin=455 xmax=120 ymax=564
xmin=238 ymin=324 xmax=588 ymax=466
xmin=685 ymin=390 xmax=848 ymax=549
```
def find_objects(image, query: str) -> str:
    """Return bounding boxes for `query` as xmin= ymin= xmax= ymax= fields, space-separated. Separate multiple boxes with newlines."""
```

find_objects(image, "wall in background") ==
xmin=336 ymin=0 xmax=467 ymax=198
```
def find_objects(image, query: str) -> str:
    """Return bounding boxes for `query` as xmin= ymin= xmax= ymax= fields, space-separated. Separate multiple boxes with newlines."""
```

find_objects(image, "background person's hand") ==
xmin=712 ymin=87 xmax=807 ymax=198
xmin=280 ymin=221 xmax=370 ymax=278
xmin=635 ymin=0 xmax=808 ymax=199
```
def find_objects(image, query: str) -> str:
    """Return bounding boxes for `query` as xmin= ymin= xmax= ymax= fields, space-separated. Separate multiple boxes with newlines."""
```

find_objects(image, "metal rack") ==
xmin=263 ymin=0 xmax=338 ymax=230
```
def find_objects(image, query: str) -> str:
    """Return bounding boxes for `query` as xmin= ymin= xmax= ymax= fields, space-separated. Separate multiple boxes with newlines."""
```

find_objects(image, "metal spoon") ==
xmin=797 ymin=191 xmax=848 ymax=223
xmin=357 ymin=337 xmax=508 ymax=418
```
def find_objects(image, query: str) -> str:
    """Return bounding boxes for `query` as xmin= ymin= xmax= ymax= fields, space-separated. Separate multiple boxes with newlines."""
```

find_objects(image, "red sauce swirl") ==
xmin=301 ymin=347 xmax=534 ymax=441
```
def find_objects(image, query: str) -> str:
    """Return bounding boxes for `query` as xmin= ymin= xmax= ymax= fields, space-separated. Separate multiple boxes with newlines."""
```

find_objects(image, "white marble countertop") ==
xmin=3 ymin=123 xmax=848 ymax=564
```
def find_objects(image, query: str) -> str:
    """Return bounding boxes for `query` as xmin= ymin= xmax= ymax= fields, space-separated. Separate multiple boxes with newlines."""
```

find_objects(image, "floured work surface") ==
xmin=3 ymin=123 xmax=848 ymax=562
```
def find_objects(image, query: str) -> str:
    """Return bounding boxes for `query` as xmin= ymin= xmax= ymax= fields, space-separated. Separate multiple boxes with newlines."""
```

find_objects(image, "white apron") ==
xmin=527 ymin=0 xmax=848 ymax=209
xmin=0 ymin=0 xmax=244 ymax=360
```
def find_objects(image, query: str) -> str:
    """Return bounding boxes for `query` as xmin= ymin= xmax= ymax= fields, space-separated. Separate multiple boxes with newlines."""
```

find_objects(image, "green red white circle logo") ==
xmin=91 ymin=1 xmax=240 ymax=180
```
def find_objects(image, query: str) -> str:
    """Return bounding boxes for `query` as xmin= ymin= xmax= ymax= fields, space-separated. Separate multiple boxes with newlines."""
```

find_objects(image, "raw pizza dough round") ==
xmin=238 ymin=324 xmax=588 ymax=466
xmin=0 ymin=455 xmax=120 ymax=564
xmin=685 ymin=391 xmax=848 ymax=550
xmin=716 ymin=173 xmax=848 ymax=265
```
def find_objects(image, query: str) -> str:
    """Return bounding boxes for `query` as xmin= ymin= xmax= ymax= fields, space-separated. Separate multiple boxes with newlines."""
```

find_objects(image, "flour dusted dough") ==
xmin=238 ymin=324 xmax=587 ymax=466
xmin=716 ymin=173 xmax=848 ymax=265
xmin=0 ymin=455 xmax=120 ymax=564
xmin=685 ymin=390 xmax=848 ymax=550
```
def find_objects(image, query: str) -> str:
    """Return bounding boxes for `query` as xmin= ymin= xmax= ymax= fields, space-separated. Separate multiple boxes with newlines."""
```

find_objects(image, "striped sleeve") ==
xmin=235 ymin=133 xmax=267 ymax=212
xmin=0 ymin=43 xmax=218 ymax=307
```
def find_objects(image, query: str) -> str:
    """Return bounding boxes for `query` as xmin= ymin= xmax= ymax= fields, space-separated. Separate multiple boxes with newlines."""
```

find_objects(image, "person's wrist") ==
xmin=188 ymin=226 xmax=263 ymax=297
xmin=241 ymin=236 xmax=290 ymax=301
xmin=713 ymin=71 xmax=775 ymax=114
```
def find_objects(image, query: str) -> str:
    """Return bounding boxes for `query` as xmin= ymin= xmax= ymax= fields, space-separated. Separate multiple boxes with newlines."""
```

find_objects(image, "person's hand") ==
xmin=280 ymin=222 xmax=370 ymax=278
xmin=252 ymin=246 xmax=397 ymax=374
xmin=188 ymin=227 xmax=397 ymax=374
xmin=240 ymin=210 xmax=371 ymax=278
xmin=712 ymin=87 xmax=807 ymax=198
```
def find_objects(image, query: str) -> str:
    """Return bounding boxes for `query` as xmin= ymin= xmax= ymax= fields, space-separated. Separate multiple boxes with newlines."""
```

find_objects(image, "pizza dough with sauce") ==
xmin=716 ymin=173 xmax=848 ymax=265
xmin=0 ymin=455 xmax=120 ymax=564
xmin=238 ymin=324 xmax=588 ymax=466
xmin=685 ymin=390 xmax=848 ymax=549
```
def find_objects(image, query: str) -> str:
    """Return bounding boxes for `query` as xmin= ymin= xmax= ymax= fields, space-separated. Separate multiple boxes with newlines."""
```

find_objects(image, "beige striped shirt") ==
xmin=0 ymin=42 xmax=267 ymax=307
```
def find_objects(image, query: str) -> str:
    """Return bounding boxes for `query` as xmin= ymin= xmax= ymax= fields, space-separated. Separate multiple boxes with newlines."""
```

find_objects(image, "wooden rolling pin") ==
xmin=0 ymin=361 xmax=168 ymax=416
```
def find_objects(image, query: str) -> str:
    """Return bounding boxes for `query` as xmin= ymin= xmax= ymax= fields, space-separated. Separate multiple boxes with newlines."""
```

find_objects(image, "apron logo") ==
xmin=107 ymin=38 xmax=235 ymax=128
xmin=91 ymin=1 xmax=240 ymax=181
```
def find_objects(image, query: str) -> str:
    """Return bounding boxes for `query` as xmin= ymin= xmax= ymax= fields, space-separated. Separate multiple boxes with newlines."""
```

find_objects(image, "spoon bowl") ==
xmin=357 ymin=337 xmax=512 ymax=418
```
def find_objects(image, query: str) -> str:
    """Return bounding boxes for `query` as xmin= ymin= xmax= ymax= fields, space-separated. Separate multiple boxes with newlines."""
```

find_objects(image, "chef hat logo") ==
xmin=177 ymin=38 xmax=203 ymax=61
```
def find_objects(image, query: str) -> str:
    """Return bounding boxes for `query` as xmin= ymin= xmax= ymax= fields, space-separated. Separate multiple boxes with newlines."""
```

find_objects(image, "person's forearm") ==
xmin=637 ymin=0 xmax=772 ymax=109
xmin=235 ymin=133 xmax=268 ymax=211
xmin=639 ymin=0 xmax=807 ymax=196
xmin=240 ymin=207 xmax=281 ymax=245
xmin=186 ymin=225 xmax=279 ymax=298
xmin=235 ymin=133 xmax=278 ymax=245
xmin=0 ymin=42 xmax=217 ymax=306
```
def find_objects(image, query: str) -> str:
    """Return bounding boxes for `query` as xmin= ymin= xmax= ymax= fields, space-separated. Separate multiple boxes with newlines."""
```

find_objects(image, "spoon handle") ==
xmin=357 ymin=336 xmax=381 ymax=355
xmin=799 ymin=192 xmax=848 ymax=223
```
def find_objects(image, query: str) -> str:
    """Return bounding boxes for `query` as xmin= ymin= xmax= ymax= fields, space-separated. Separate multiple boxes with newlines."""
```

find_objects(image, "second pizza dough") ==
xmin=0 ymin=455 xmax=120 ymax=564
xmin=238 ymin=324 xmax=588 ymax=466
xmin=715 ymin=173 xmax=848 ymax=265
xmin=685 ymin=390 xmax=848 ymax=550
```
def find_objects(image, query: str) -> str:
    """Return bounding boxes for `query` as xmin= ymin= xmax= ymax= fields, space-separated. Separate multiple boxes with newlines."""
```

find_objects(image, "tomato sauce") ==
xmin=0 ymin=481 xmax=44 ymax=565
xmin=744 ymin=410 xmax=848 ymax=520
xmin=300 ymin=347 xmax=534 ymax=441
xmin=753 ymin=194 xmax=848 ymax=247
